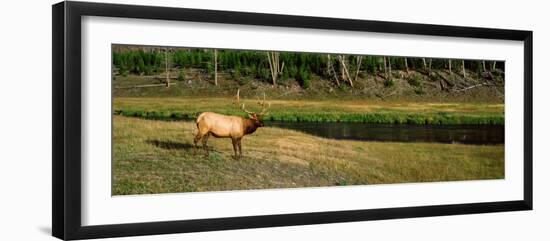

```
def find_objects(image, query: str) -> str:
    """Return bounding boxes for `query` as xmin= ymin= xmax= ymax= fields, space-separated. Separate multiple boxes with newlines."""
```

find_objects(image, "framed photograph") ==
xmin=52 ymin=1 xmax=533 ymax=240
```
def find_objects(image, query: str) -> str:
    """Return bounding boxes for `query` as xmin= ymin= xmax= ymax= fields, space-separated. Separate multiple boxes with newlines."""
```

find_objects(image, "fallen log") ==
xmin=114 ymin=83 xmax=177 ymax=89
xmin=452 ymin=83 xmax=487 ymax=92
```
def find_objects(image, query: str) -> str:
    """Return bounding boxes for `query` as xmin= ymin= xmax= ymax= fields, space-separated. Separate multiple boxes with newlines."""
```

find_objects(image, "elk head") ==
xmin=235 ymin=89 xmax=270 ymax=128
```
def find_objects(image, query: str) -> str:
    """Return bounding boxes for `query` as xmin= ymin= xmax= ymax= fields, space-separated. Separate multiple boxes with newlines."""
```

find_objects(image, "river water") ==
xmin=267 ymin=121 xmax=503 ymax=145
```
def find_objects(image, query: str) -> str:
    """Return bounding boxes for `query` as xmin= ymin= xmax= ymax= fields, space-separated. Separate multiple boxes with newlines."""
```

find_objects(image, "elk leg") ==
xmin=231 ymin=138 xmax=238 ymax=159
xmin=193 ymin=133 xmax=203 ymax=155
xmin=237 ymin=138 xmax=242 ymax=158
xmin=202 ymin=133 xmax=210 ymax=157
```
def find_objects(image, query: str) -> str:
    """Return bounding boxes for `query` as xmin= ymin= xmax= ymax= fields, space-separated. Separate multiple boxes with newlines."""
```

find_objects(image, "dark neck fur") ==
xmin=243 ymin=118 xmax=259 ymax=135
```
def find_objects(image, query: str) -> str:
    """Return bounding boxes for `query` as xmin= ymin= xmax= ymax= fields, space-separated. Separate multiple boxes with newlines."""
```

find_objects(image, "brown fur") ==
xmin=194 ymin=112 xmax=264 ymax=159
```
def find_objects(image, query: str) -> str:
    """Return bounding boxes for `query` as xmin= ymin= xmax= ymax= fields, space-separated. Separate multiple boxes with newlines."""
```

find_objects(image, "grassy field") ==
xmin=112 ymin=115 xmax=504 ymax=195
xmin=114 ymin=97 xmax=504 ymax=125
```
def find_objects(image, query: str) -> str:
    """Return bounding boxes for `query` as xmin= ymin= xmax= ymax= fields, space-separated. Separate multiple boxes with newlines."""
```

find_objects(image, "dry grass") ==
xmin=113 ymin=116 xmax=504 ymax=195
xmin=115 ymin=97 xmax=503 ymax=114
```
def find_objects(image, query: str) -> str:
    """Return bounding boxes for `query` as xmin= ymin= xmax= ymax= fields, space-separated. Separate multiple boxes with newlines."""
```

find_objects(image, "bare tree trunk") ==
xmin=387 ymin=57 xmax=392 ymax=79
xmin=338 ymin=55 xmax=354 ymax=87
xmin=214 ymin=49 xmax=218 ymax=86
xmin=383 ymin=57 xmax=388 ymax=79
xmin=428 ymin=59 xmax=432 ymax=76
xmin=462 ymin=60 xmax=466 ymax=79
xmin=266 ymin=52 xmax=277 ymax=86
xmin=327 ymin=54 xmax=340 ymax=87
xmin=340 ymin=56 xmax=345 ymax=80
xmin=354 ymin=56 xmax=363 ymax=82
xmin=422 ymin=58 xmax=427 ymax=70
xmin=448 ymin=59 xmax=452 ymax=75
xmin=492 ymin=61 xmax=497 ymax=70
xmin=482 ymin=61 xmax=486 ymax=72
xmin=275 ymin=53 xmax=280 ymax=84
xmin=378 ymin=57 xmax=382 ymax=74
xmin=165 ymin=48 xmax=170 ymax=87
xmin=404 ymin=57 xmax=409 ymax=73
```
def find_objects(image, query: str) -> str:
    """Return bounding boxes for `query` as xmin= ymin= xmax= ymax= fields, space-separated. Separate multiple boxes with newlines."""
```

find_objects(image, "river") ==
xmin=267 ymin=121 xmax=503 ymax=145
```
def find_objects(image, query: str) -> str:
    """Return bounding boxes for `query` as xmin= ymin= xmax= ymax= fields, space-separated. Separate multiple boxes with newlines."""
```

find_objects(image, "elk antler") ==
xmin=235 ymin=89 xmax=271 ymax=116
xmin=235 ymin=89 xmax=255 ymax=115
xmin=258 ymin=92 xmax=271 ymax=116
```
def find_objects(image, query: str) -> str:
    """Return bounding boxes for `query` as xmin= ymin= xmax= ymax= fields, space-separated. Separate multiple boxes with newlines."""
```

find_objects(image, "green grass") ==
xmin=112 ymin=115 xmax=504 ymax=195
xmin=113 ymin=97 xmax=504 ymax=125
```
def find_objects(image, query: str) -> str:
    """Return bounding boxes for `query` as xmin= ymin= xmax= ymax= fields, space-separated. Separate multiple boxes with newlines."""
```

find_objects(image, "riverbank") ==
xmin=113 ymin=97 xmax=504 ymax=125
xmin=113 ymin=115 xmax=504 ymax=195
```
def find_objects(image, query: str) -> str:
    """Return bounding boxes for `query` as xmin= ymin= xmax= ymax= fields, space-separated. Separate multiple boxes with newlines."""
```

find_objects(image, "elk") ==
xmin=193 ymin=90 xmax=270 ymax=159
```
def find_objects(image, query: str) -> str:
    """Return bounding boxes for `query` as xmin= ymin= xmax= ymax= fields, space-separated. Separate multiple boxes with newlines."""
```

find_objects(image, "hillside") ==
xmin=113 ymin=67 xmax=504 ymax=103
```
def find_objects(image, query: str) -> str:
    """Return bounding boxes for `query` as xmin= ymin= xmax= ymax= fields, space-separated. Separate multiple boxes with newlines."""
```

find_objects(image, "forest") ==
xmin=112 ymin=45 xmax=504 ymax=93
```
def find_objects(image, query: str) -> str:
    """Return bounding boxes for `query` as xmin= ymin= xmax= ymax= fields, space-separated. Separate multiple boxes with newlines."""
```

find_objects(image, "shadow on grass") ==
xmin=146 ymin=139 xmax=194 ymax=150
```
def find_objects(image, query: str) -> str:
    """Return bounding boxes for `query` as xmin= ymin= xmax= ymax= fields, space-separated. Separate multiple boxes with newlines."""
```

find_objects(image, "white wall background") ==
xmin=0 ymin=0 xmax=547 ymax=240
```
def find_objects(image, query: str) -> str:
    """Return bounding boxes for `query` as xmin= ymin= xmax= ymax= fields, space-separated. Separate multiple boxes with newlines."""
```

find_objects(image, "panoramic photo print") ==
xmin=111 ymin=44 xmax=505 ymax=195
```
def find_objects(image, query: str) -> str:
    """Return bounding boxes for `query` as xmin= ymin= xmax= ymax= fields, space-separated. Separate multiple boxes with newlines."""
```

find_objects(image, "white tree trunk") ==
xmin=266 ymin=52 xmax=277 ymax=86
xmin=214 ymin=49 xmax=218 ymax=86
xmin=338 ymin=55 xmax=354 ymax=87
xmin=462 ymin=60 xmax=466 ymax=79
xmin=383 ymin=57 xmax=387 ymax=78
xmin=165 ymin=48 xmax=170 ymax=87
xmin=387 ymin=57 xmax=392 ymax=79
xmin=354 ymin=56 xmax=363 ymax=82
xmin=428 ymin=59 xmax=432 ymax=76
xmin=422 ymin=58 xmax=427 ymax=70
xmin=327 ymin=55 xmax=340 ymax=87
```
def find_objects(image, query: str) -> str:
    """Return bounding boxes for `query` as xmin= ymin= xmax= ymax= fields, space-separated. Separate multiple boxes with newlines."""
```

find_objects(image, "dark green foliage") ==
xmin=177 ymin=69 xmax=185 ymax=81
xmin=430 ymin=59 xmax=447 ymax=69
xmin=284 ymin=65 xmax=298 ymax=79
xmin=256 ymin=67 xmax=271 ymax=82
xmin=231 ymin=68 xmax=241 ymax=82
xmin=384 ymin=78 xmax=395 ymax=87
xmin=296 ymin=65 xmax=311 ymax=88
xmin=408 ymin=74 xmax=422 ymax=87
xmin=113 ymin=47 xmax=504 ymax=89
xmin=136 ymin=57 xmax=145 ymax=74
xmin=362 ymin=56 xmax=379 ymax=74
xmin=393 ymin=57 xmax=406 ymax=70
xmin=113 ymin=50 xmax=164 ymax=75
xmin=204 ymin=62 xmax=213 ymax=74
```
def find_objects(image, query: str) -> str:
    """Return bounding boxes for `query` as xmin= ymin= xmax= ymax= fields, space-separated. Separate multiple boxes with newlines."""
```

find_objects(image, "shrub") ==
xmin=284 ymin=65 xmax=298 ymax=79
xmin=414 ymin=88 xmax=426 ymax=95
xmin=408 ymin=74 xmax=422 ymax=87
xmin=136 ymin=57 xmax=145 ymax=74
xmin=231 ymin=69 xmax=241 ymax=81
xmin=143 ymin=66 xmax=153 ymax=76
xmin=296 ymin=65 xmax=311 ymax=89
xmin=238 ymin=77 xmax=250 ymax=86
xmin=256 ymin=67 xmax=271 ymax=82
xmin=177 ymin=70 xmax=185 ymax=81
xmin=204 ymin=62 xmax=213 ymax=74
xmin=384 ymin=78 xmax=395 ymax=87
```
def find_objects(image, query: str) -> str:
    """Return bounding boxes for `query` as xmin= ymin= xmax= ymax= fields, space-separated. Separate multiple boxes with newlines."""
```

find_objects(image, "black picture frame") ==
xmin=52 ymin=1 xmax=533 ymax=240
